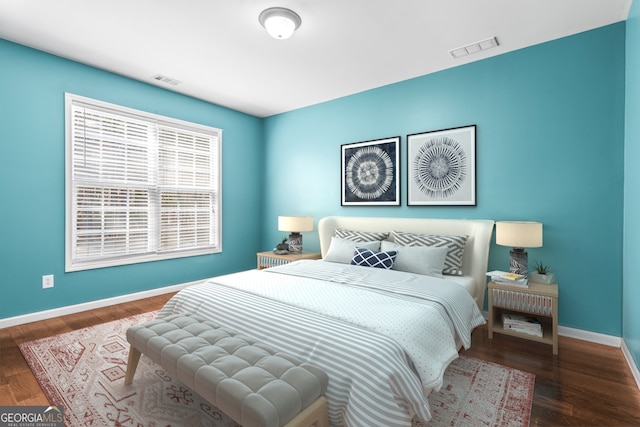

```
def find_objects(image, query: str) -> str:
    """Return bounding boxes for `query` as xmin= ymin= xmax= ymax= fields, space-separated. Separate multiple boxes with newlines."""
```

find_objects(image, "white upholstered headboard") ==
xmin=318 ymin=216 xmax=495 ymax=309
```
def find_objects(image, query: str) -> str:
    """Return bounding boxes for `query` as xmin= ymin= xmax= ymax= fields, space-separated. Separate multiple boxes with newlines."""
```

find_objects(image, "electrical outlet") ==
xmin=42 ymin=274 xmax=54 ymax=289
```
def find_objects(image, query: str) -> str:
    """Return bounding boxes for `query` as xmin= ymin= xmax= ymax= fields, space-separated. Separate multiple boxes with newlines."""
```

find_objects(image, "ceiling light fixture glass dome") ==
xmin=259 ymin=7 xmax=302 ymax=40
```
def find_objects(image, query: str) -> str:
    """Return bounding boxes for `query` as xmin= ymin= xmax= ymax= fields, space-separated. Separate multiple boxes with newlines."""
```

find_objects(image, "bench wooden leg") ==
xmin=124 ymin=345 xmax=141 ymax=386
xmin=282 ymin=396 xmax=329 ymax=427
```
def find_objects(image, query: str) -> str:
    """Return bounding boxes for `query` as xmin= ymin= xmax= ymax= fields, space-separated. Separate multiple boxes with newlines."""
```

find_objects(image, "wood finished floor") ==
xmin=1 ymin=293 xmax=639 ymax=426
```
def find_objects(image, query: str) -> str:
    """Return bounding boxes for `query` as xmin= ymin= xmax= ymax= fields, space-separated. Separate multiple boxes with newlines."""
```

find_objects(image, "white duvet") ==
xmin=213 ymin=260 xmax=484 ymax=391
xmin=158 ymin=260 xmax=485 ymax=426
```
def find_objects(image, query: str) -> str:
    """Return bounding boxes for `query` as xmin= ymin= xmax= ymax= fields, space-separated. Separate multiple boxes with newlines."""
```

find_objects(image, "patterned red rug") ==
xmin=19 ymin=312 xmax=534 ymax=427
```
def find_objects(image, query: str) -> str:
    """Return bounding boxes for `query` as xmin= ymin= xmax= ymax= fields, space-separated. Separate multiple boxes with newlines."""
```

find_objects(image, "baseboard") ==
xmin=481 ymin=311 xmax=622 ymax=347
xmin=557 ymin=325 xmax=622 ymax=347
xmin=0 ymin=280 xmax=203 ymax=329
xmin=482 ymin=311 xmax=638 ymax=391
xmin=621 ymin=339 xmax=640 ymax=390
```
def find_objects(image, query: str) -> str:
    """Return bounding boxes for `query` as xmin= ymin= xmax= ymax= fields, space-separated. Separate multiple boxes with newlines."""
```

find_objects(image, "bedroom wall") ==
xmin=0 ymin=39 xmax=264 ymax=320
xmin=624 ymin=2 xmax=640 ymax=368
xmin=262 ymin=23 xmax=626 ymax=336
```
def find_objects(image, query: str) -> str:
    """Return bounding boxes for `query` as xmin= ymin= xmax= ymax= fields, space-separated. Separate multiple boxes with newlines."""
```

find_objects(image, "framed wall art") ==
xmin=407 ymin=125 xmax=476 ymax=206
xmin=341 ymin=136 xmax=400 ymax=206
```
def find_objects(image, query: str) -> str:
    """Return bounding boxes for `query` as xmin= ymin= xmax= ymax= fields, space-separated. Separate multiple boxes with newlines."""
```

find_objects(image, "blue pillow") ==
xmin=351 ymin=247 xmax=397 ymax=269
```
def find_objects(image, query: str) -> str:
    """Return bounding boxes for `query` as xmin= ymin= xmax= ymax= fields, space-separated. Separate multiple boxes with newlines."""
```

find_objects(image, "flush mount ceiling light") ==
xmin=259 ymin=7 xmax=302 ymax=40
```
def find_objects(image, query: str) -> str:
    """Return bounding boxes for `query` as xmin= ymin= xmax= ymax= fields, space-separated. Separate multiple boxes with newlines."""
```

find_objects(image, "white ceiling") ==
xmin=0 ymin=0 xmax=632 ymax=118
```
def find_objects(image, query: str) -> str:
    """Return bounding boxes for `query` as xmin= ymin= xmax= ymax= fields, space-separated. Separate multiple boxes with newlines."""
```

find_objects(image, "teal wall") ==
xmin=0 ymin=39 xmax=264 ymax=319
xmin=0 ymin=21 xmax=632 ymax=345
xmin=624 ymin=2 xmax=640 ymax=368
xmin=263 ymin=24 xmax=626 ymax=336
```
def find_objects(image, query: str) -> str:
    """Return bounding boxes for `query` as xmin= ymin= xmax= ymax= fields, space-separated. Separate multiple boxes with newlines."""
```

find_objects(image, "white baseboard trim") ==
xmin=481 ymin=311 xmax=622 ymax=347
xmin=557 ymin=328 xmax=640 ymax=392
xmin=0 ymin=280 xmax=204 ymax=330
xmin=557 ymin=325 xmax=622 ymax=347
xmin=621 ymin=340 xmax=640 ymax=390
xmin=481 ymin=311 xmax=638 ymax=391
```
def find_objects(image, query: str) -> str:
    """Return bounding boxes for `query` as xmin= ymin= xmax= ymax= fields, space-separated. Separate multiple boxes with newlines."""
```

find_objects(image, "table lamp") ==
xmin=278 ymin=216 xmax=313 ymax=253
xmin=495 ymin=221 xmax=543 ymax=275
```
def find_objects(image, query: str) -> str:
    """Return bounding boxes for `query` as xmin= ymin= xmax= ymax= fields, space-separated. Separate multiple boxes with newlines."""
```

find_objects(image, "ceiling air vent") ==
xmin=151 ymin=74 xmax=182 ymax=86
xmin=449 ymin=36 xmax=499 ymax=59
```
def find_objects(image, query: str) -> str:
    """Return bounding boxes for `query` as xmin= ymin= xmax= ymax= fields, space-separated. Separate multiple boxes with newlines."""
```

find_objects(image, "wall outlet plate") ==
xmin=42 ymin=274 xmax=54 ymax=289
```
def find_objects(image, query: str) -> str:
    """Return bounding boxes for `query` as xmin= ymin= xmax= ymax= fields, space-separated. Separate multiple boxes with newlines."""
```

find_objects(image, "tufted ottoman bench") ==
xmin=124 ymin=313 xmax=329 ymax=427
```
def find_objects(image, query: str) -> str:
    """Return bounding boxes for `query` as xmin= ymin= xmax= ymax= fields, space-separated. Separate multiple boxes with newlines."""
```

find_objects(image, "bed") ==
xmin=157 ymin=216 xmax=494 ymax=427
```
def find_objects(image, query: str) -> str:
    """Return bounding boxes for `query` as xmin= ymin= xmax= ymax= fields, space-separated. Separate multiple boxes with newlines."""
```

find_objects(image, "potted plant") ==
xmin=529 ymin=261 xmax=557 ymax=285
xmin=273 ymin=236 xmax=289 ymax=254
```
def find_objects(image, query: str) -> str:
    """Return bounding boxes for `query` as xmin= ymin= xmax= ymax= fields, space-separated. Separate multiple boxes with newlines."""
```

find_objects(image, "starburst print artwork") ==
xmin=413 ymin=136 xmax=467 ymax=198
xmin=407 ymin=125 xmax=476 ymax=206
xmin=341 ymin=136 xmax=400 ymax=206
xmin=346 ymin=146 xmax=394 ymax=199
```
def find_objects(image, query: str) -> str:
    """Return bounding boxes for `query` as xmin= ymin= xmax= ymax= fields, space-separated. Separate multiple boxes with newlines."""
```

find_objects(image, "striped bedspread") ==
xmin=157 ymin=261 xmax=484 ymax=427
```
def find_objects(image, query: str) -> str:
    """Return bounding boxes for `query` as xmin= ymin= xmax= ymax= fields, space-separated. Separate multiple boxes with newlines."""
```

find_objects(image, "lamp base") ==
xmin=509 ymin=248 xmax=528 ymax=276
xmin=288 ymin=232 xmax=303 ymax=253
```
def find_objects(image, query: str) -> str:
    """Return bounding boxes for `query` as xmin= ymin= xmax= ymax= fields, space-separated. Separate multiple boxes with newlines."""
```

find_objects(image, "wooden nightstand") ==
xmin=488 ymin=280 xmax=559 ymax=354
xmin=256 ymin=251 xmax=322 ymax=269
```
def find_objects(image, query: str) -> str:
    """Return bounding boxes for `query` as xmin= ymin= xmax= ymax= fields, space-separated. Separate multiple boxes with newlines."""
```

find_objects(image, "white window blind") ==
xmin=65 ymin=93 xmax=221 ymax=272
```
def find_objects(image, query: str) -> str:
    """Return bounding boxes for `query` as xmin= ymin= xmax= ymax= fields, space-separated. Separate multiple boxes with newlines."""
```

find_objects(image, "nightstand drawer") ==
xmin=491 ymin=288 xmax=554 ymax=316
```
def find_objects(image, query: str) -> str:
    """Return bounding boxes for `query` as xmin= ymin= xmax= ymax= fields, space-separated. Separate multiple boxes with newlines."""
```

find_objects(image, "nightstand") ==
xmin=256 ymin=251 xmax=322 ymax=269
xmin=488 ymin=280 xmax=559 ymax=354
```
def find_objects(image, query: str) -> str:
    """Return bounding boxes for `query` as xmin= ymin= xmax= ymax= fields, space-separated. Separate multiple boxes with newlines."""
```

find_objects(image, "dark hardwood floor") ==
xmin=462 ymin=327 xmax=640 ymax=426
xmin=1 ymin=293 xmax=639 ymax=426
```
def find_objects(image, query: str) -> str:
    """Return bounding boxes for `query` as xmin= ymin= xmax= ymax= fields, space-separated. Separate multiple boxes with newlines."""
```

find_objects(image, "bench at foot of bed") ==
xmin=124 ymin=313 xmax=329 ymax=427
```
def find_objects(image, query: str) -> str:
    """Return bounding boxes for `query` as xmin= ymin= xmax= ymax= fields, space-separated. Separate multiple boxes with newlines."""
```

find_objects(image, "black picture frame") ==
xmin=341 ymin=136 xmax=400 ymax=206
xmin=407 ymin=125 xmax=476 ymax=206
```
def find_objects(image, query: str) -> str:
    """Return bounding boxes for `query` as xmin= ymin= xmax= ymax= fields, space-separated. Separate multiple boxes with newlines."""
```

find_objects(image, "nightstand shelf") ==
xmin=488 ymin=280 xmax=558 ymax=354
xmin=257 ymin=251 xmax=321 ymax=269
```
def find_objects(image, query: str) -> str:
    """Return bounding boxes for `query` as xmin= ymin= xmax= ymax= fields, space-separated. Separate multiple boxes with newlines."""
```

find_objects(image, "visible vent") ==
xmin=449 ymin=36 xmax=499 ymax=59
xmin=151 ymin=74 xmax=182 ymax=86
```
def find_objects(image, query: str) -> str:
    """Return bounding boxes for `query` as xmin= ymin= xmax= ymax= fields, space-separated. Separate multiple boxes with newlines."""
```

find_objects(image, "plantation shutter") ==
xmin=66 ymin=94 xmax=221 ymax=272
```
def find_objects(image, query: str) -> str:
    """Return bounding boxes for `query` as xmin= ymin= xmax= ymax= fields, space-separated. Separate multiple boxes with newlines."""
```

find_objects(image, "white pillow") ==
xmin=324 ymin=237 xmax=381 ymax=264
xmin=391 ymin=230 xmax=468 ymax=275
xmin=381 ymin=241 xmax=447 ymax=277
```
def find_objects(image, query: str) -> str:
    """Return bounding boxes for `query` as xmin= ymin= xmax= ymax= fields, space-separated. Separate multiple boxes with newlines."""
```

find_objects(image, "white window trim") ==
xmin=64 ymin=93 xmax=222 ymax=272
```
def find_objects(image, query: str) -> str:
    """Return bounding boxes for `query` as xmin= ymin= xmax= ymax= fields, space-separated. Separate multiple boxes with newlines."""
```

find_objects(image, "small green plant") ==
xmin=275 ymin=236 xmax=289 ymax=251
xmin=534 ymin=261 xmax=549 ymax=274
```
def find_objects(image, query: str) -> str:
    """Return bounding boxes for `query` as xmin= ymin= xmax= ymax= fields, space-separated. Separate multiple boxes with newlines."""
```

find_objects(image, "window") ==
xmin=65 ymin=93 xmax=221 ymax=272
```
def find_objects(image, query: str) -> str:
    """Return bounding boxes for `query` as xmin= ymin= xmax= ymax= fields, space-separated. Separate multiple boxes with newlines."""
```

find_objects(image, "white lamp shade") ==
xmin=495 ymin=221 xmax=543 ymax=248
xmin=278 ymin=216 xmax=313 ymax=232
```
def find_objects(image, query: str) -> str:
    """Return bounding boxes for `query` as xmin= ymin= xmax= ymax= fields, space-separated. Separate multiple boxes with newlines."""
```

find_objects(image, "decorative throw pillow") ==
xmin=334 ymin=229 xmax=390 ymax=242
xmin=380 ymin=241 xmax=447 ymax=278
xmin=324 ymin=237 xmax=381 ymax=264
xmin=391 ymin=231 xmax=468 ymax=275
xmin=351 ymin=247 xmax=397 ymax=269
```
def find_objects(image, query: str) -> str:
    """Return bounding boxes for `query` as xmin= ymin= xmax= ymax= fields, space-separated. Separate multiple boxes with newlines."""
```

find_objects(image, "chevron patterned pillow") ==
xmin=335 ymin=229 xmax=390 ymax=242
xmin=391 ymin=231 xmax=468 ymax=275
xmin=351 ymin=247 xmax=397 ymax=269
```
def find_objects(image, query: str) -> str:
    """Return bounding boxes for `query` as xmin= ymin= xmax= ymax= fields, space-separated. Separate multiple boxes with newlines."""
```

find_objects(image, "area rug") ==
xmin=19 ymin=312 xmax=534 ymax=427
xmin=416 ymin=356 xmax=534 ymax=427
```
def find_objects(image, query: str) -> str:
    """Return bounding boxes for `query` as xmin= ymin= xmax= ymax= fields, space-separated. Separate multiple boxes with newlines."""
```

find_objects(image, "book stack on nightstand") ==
xmin=487 ymin=270 xmax=528 ymax=287
xmin=502 ymin=313 xmax=542 ymax=337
